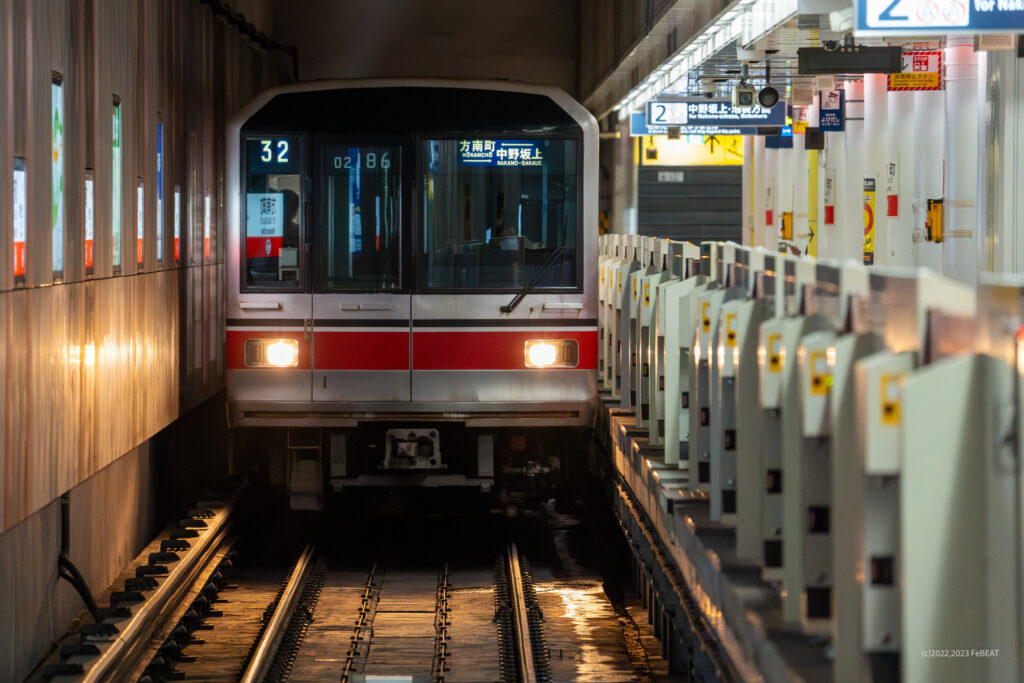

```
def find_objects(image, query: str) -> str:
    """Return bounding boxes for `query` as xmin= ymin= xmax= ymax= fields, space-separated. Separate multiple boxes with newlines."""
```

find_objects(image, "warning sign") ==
xmin=864 ymin=178 xmax=876 ymax=266
xmin=888 ymin=50 xmax=943 ymax=91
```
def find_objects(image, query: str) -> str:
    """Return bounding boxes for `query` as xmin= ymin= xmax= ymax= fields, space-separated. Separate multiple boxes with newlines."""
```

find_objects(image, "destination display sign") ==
xmin=646 ymin=100 xmax=786 ymax=127
xmin=629 ymin=113 xmax=743 ymax=137
xmin=857 ymin=0 xmax=1024 ymax=34
xmin=457 ymin=140 xmax=544 ymax=167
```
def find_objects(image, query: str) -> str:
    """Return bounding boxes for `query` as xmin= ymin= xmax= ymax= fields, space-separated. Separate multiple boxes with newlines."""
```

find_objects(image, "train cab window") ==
xmin=318 ymin=145 xmax=402 ymax=290
xmin=243 ymin=136 xmax=302 ymax=287
xmin=421 ymin=138 xmax=579 ymax=290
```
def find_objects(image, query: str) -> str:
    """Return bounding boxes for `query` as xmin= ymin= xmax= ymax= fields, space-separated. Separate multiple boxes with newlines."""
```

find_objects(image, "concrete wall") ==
xmin=0 ymin=444 xmax=154 ymax=682
xmin=0 ymin=0 xmax=289 ymax=533
xmin=270 ymin=0 xmax=580 ymax=96
xmin=0 ymin=0 xmax=289 ymax=676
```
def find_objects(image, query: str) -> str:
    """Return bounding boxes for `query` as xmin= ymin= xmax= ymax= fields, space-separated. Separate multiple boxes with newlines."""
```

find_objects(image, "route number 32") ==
xmin=259 ymin=139 xmax=289 ymax=164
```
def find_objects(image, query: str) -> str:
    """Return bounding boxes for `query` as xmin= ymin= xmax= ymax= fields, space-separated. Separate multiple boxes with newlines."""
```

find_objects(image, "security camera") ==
xmin=732 ymin=82 xmax=756 ymax=108
xmin=700 ymin=79 xmax=718 ymax=99
xmin=758 ymin=86 xmax=780 ymax=108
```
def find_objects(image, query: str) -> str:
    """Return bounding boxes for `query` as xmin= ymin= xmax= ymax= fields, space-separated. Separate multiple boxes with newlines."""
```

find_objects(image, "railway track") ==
xmin=37 ymin=500 xmax=667 ymax=683
xmin=216 ymin=543 xmax=548 ymax=682
xmin=42 ymin=498 xmax=238 ymax=683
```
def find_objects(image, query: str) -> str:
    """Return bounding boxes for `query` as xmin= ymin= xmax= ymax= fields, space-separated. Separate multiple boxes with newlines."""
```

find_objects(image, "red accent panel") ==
xmin=824 ymin=205 xmax=835 ymax=225
xmin=314 ymin=331 xmax=410 ymax=370
xmin=886 ymin=194 xmax=898 ymax=217
xmin=14 ymin=242 xmax=25 ymax=276
xmin=765 ymin=210 xmax=774 ymax=226
xmin=226 ymin=330 xmax=311 ymax=370
xmin=413 ymin=330 xmax=598 ymax=370
xmin=246 ymin=235 xmax=284 ymax=258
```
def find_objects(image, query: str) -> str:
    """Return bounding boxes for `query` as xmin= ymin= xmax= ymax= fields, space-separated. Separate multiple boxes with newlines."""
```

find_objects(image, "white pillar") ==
xmin=943 ymin=42 xmax=979 ymax=283
xmin=753 ymin=134 xmax=767 ymax=248
xmin=886 ymin=87 xmax=916 ymax=267
xmin=822 ymin=134 xmax=843 ymax=260
xmin=982 ymin=49 xmax=1023 ymax=273
xmin=764 ymin=146 xmax=779 ymax=251
xmin=913 ymin=90 xmax=945 ymax=271
xmin=612 ymin=116 xmax=638 ymax=234
xmin=742 ymin=135 xmax=754 ymax=245
xmin=864 ymin=73 xmax=888 ymax=265
xmin=794 ymin=131 xmax=810 ymax=256
xmin=844 ymin=79 xmax=865 ymax=262
xmin=777 ymin=139 xmax=795 ymax=251
xmin=806 ymin=98 xmax=821 ymax=257
xmin=975 ymin=50 xmax=992 ymax=273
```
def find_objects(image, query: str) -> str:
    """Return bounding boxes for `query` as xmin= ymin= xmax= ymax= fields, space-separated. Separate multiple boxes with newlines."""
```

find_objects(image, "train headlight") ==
xmin=244 ymin=339 xmax=299 ymax=368
xmin=266 ymin=340 xmax=299 ymax=367
xmin=524 ymin=340 xmax=579 ymax=368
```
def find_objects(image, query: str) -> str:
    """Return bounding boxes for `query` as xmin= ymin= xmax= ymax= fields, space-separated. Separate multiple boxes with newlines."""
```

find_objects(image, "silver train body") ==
xmin=225 ymin=81 xmax=598 ymax=502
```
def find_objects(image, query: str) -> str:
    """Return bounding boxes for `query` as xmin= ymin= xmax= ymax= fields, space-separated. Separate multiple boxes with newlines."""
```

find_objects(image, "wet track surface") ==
xmin=169 ymin=490 xmax=680 ymax=682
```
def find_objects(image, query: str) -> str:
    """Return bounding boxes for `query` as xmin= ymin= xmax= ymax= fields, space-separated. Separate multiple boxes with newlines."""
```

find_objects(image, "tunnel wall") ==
xmin=0 ymin=0 xmax=289 ymax=678
xmin=270 ymin=0 xmax=580 ymax=96
xmin=0 ymin=443 xmax=154 ymax=681
xmin=0 ymin=0 xmax=289 ymax=532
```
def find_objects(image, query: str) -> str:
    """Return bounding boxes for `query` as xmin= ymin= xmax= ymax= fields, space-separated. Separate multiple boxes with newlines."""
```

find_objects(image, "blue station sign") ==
xmin=629 ymin=113 xmax=743 ymax=137
xmin=856 ymin=0 xmax=1024 ymax=34
xmin=646 ymin=100 xmax=786 ymax=128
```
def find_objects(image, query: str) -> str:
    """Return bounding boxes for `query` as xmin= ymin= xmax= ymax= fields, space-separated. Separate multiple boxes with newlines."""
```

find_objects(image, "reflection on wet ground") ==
xmin=536 ymin=579 xmax=647 ymax=682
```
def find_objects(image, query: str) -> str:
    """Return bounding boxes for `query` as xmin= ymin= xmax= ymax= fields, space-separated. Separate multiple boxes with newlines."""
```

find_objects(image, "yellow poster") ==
xmin=863 ymin=177 xmax=876 ymax=266
xmin=640 ymin=135 xmax=743 ymax=166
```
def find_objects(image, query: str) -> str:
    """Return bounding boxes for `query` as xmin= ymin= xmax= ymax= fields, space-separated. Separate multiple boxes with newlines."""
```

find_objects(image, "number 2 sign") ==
xmin=857 ymin=0 xmax=1022 ymax=34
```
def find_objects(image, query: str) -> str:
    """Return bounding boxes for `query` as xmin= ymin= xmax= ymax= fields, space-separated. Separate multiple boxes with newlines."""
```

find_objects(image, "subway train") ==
xmin=225 ymin=80 xmax=599 ymax=508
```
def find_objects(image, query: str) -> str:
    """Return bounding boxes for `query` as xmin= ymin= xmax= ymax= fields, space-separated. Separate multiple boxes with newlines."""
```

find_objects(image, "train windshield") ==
xmin=243 ymin=136 xmax=302 ymax=287
xmin=421 ymin=138 xmax=579 ymax=290
xmin=319 ymin=145 xmax=402 ymax=290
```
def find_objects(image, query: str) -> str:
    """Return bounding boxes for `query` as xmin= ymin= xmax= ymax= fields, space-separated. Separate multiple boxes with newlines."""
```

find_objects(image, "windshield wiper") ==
xmin=500 ymin=247 xmax=569 ymax=313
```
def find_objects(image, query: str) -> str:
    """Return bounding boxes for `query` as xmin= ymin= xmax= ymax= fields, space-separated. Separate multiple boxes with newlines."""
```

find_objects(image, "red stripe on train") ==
xmin=412 ymin=330 xmax=598 ymax=370
xmin=226 ymin=330 xmax=311 ymax=369
xmin=314 ymin=331 xmax=410 ymax=370
xmin=227 ymin=329 xmax=598 ymax=371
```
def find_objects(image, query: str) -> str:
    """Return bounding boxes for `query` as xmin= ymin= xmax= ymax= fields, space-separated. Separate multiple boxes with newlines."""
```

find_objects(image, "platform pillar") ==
xmin=887 ymin=81 xmax=915 ymax=267
xmin=943 ymin=41 xmax=979 ymax=284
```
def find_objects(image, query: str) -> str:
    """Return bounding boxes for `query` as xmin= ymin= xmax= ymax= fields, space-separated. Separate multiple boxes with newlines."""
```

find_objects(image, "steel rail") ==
xmin=341 ymin=565 xmax=380 ymax=682
xmin=240 ymin=542 xmax=317 ymax=683
xmin=506 ymin=543 xmax=537 ymax=683
xmin=75 ymin=501 xmax=234 ymax=682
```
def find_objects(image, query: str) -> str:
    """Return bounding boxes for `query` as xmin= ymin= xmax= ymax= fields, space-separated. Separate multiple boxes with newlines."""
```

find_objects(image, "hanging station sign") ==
xmin=887 ymin=50 xmax=943 ymax=91
xmin=629 ymin=113 xmax=742 ymax=137
xmin=857 ymin=0 xmax=1024 ymax=34
xmin=646 ymin=100 xmax=786 ymax=127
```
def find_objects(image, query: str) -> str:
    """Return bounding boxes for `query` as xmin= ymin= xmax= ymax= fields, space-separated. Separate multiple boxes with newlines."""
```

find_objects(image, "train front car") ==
xmin=226 ymin=82 xmax=598 ymax=509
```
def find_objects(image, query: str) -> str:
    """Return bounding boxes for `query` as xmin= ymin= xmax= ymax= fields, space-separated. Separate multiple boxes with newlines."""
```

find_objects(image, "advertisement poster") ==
xmin=864 ymin=178 xmax=876 ymax=265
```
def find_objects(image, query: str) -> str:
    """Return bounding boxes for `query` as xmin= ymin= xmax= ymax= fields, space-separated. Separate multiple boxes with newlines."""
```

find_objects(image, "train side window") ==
xmin=317 ymin=144 xmax=402 ymax=290
xmin=421 ymin=138 xmax=580 ymax=290
xmin=243 ymin=136 xmax=302 ymax=288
